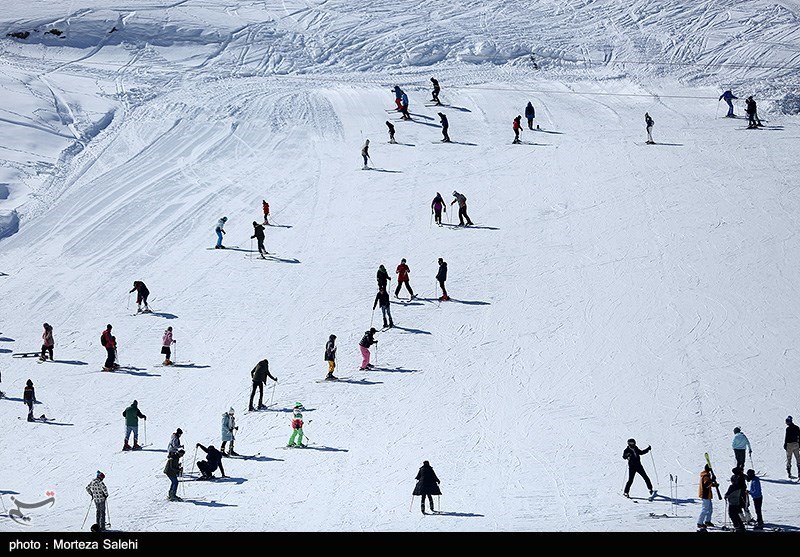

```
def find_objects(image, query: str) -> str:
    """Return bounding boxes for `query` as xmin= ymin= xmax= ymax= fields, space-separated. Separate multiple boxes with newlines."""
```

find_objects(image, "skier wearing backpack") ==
xmin=359 ymin=328 xmax=378 ymax=370
xmin=525 ymin=101 xmax=535 ymax=130
xmin=512 ymin=115 xmax=522 ymax=144
xmin=431 ymin=192 xmax=446 ymax=225
xmin=251 ymin=221 xmax=268 ymax=258
xmin=324 ymin=334 xmax=337 ymax=380
xmin=450 ymin=191 xmax=473 ymax=226
xmin=100 ymin=324 xmax=118 ymax=371
xmin=395 ymin=258 xmax=415 ymax=299
xmin=438 ymin=112 xmax=450 ymax=142
xmin=784 ymin=415 xmax=800 ymax=478
xmin=214 ymin=216 xmax=227 ymax=249
xmin=86 ymin=471 xmax=108 ymax=531
xmin=23 ymin=379 xmax=36 ymax=422
xmin=220 ymin=408 xmax=238 ymax=456
xmin=622 ymin=438 xmax=654 ymax=497
xmin=436 ymin=258 xmax=449 ymax=301
xmin=377 ymin=264 xmax=391 ymax=290
xmin=249 ymin=358 xmax=277 ymax=411
xmin=732 ymin=427 xmax=752 ymax=469
xmin=373 ymin=285 xmax=394 ymax=329
xmin=361 ymin=139 xmax=371 ymax=169
xmin=161 ymin=326 xmax=174 ymax=366
xmin=430 ymin=78 xmax=441 ymax=105
xmin=129 ymin=281 xmax=150 ymax=313
xmin=164 ymin=449 xmax=184 ymax=501
xmin=719 ymin=90 xmax=738 ymax=118
xmin=122 ymin=400 xmax=146 ymax=451
xmin=413 ymin=460 xmax=442 ymax=514
xmin=288 ymin=402 xmax=305 ymax=447
xmin=645 ymin=112 xmax=655 ymax=144
xmin=40 ymin=323 xmax=54 ymax=361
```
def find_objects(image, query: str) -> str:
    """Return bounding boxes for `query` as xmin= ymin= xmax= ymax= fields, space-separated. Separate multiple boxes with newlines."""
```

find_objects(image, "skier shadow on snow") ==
xmin=183 ymin=499 xmax=237 ymax=508
xmin=2 ymin=397 xmax=43 ymax=404
xmin=268 ymin=223 xmax=293 ymax=229
xmin=51 ymin=359 xmax=88 ymax=365
xmin=266 ymin=255 xmax=301 ymax=264
xmin=391 ymin=325 xmax=431 ymax=335
xmin=429 ymin=510 xmax=484 ymax=517
xmin=31 ymin=420 xmax=74 ymax=427
xmin=516 ymin=141 xmax=552 ymax=146
xmin=407 ymin=119 xmax=440 ymax=128
xmin=535 ymin=129 xmax=564 ymax=135
xmin=435 ymin=104 xmax=471 ymax=113
xmin=650 ymin=142 xmax=683 ymax=147
xmin=0 ymin=336 xmax=14 ymax=342
xmin=447 ymin=298 xmax=490 ymax=306
xmin=171 ymin=363 xmax=211 ymax=369
xmin=391 ymin=300 xmax=425 ymax=307
xmin=140 ymin=447 xmax=169 ymax=454
xmin=0 ymin=348 xmax=10 ymax=353
xmin=228 ymin=455 xmax=281 ymax=463
xmin=442 ymin=223 xmax=500 ymax=231
xmin=394 ymin=142 xmax=415 ymax=147
xmin=147 ymin=311 xmax=178 ymax=320
xmin=302 ymin=445 xmax=348 ymax=453
xmin=367 ymin=168 xmax=402 ymax=174
xmin=371 ymin=366 xmax=419 ymax=374
xmin=333 ymin=377 xmax=383 ymax=385
xmin=206 ymin=476 xmax=247 ymax=485
xmin=409 ymin=112 xmax=435 ymax=120
xmin=116 ymin=367 xmax=161 ymax=377
xmin=446 ymin=141 xmax=478 ymax=146
xmin=760 ymin=477 xmax=800 ymax=486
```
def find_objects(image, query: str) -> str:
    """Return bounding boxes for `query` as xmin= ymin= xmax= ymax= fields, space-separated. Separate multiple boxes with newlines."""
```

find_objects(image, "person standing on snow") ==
xmin=40 ymin=323 xmax=54 ymax=361
xmin=161 ymin=326 xmax=174 ymax=366
xmin=392 ymin=86 xmax=404 ymax=111
xmin=724 ymin=471 xmax=746 ymax=532
xmin=745 ymin=469 xmax=764 ymax=529
xmin=377 ymin=264 xmax=391 ymax=291
xmin=262 ymin=200 xmax=270 ymax=225
xmin=395 ymin=258 xmax=415 ymax=299
xmin=431 ymin=78 xmax=441 ymax=105
xmin=436 ymin=258 xmax=449 ymax=301
xmin=386 ymin=121 xmax=397 ymax=144
xmin=525 ymin=101 xmax=536 ymax=130
xmin=373 ymin=285 xmax=394 ymax=329
xmin=400 ymin=92 xmax=411 ymax=121
xmin=438 ymin=112 xmax=450 ymax=142
xmin=122 ymin=399 xmax=146 ymax=451
xmin=214 ymin=216 xmax=228 ymax=249
xmin=288 ymin=402 xmax=306 ymax=447
xmin=745 ymin=96 xmax=763 ymax=129
xmin=784 ymin=415 xmax=800 ymax=478
xmin=249 ymin=358 xmax=277 ymax=411
xmin=164 ymin=448 xmax=184 ymax=501
xmin=450 ymin=191 xmax=473 ymax=226
xmin=129 ymin=281 xmax=151 ymax=313
xmin=719 ymin=90 xmax=738 ymax=118
xmin=251 ymin=221 xmax=268 ymax=258
xmin=622 ymin=438 xmax=654 ymax=497
xmin=512 ymin=115 xmax=522 ymax=144
xmin=168 ymin=428 xmax=184 ymax=456
xmin=359 ymin=328 xmax=378 ymax=370
xmin=361 ymin=139 xmax=371 ymax=169
xmin=324 ymin=334 xmax=337 ymax=380
xmin=645 ymin=112 xmax=655 ymax=144
xmin=220 ymin=408 xmax=238 ymax=456
xmin=23 ymin=379 xmax=36 ymax=422
xmin=696 ymin=463 xmax=718 ymax=531
xmin=732 ymin=427 xmax=752 ymax=470
xmin=413 ymin=460 xmax=442 ymax=514
xmin=431 ymin=192 xmax=446 ymax=225
xmin=195 ymin=443 xmax=226 ymax=479
xmin=86 ymin=471 xmax=109 ymax=531
xmin=100 ymin=324 xmax=118 ymax=371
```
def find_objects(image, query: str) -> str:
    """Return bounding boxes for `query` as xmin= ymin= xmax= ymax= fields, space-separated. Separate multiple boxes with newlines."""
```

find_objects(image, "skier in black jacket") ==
xmin=129 ymin=281 xmax=150 ymax=313
xmin=249 ymin=359 xmax=277 ymax=411
xmin=251 ymin=222 xmax=268 ymax=258
xmin=430 ymin=78 xmax=441 ymax=105
xmin=359 ymin=328 xmax=378 ymax=370
xmin=413 ymin=460 xmax=442 ymax=514
xmin=436 ymin=258 xmax=449 ymax=301
xmin=386 ymin=121 xmax=396 ymax=144
xmin=438 ymin=112 xmax=450 ymax=142
xmin=195 ymin=443 xmax=226 ymax=479
xmin=525 ymin=101 xmax=535 ymax=130
xmin=622 ymin=438 xmax=654 ymax=497
xmin=377 ymin=265 xmax=391 ymax=290
xmin=785 ymin=415 xmax=800 ymax=478
xmin=373 ymin=285 xmax=393 ymax=328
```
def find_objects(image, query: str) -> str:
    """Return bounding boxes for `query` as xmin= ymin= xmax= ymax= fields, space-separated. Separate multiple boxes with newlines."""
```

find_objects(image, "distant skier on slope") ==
xmin=100 ymin=324 xmax=118 ymax=371
xmin=622 ymin=438 xmax=654 ymax=497
xmin=784 ymin=415 xmax=800 ymax=478
xmin=195 ymin=443 xmax=226 ymax=479
xmin=745 ymin=96 xmax=762 ymax=129
xmin=129 ymin=281 xmax=151 ymax=313
xmin=249 ymin=358 xmax=277 ymax=411
xmin=287 ymin=402 xmax=306 ymax=447
xmin=525 ymin=101 xmax=536 ymax=130
xmin=262 ymin=200 xmax=270 ymax=225
xmin=324 ymin=334 xmax=337 ymax=380
xmin=400 ymin=92 xmax=411 ymax=120
xmin=436 ymin=258 xmax=449 ymax=301
xmin=251 ymin=221 xmax=268 ymax=258
xmin=40 ymin=322 xmax=54 ymax=362
xmin=395 ymin=258 xmax=415 ymax=299
xmin=220 ymin=407 xmax=238 ymax=456
xmin=431 ymin=192 xmax=446 ymax=225
xmin=732 ymin=427 xmax=752 ymax=470
xmin=438 ymin=112 xmax=450 ymax=142
xmin=512 ymin=115 xmax=522 ymax=144
xmin=386 ymin=121 xmax=396 ymax=144
xmin=359 ymin=328 xmax=378 ymax=370
xmin=413 ymin=460 xmax=442 ymax=515
xmin=377 ymin=264 xmax=391 ymax=291
xmin=644 ymin=112 xmax=655 ymax=144
xmin=362 ymin=139 xmax=371 ymax=169
xmin=373 ymin=285 xmax=394 ymax=329
xmin=431 ymin=77 xmax=441 ymax=105
xmin=122 ymin=399 xmax=146 ymax=451
xmin=86 ymin=471 xmax=108 ymax=531
xmin=165 ymin=448 xmax=184 ymax=501
xmin=393 ymin=86 xmax=404 ymax=111
xmin=23 ymin=379 xmax=36 ymax=422
xmin=450 ymin=191 xmax=473 ymax=226
xmin=215 ymin=216 xmax=228 ymax=249
xmin=161 ymin=326 xmax=174 ymax=366
xmin=719 ymin=90 xmax=738 ymax=118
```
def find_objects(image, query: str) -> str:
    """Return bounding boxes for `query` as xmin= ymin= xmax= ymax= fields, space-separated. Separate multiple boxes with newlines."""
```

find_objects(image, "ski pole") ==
xmin=81 ymin=500 xmax=92 ymax=529
xmin=269 ymin=380 xmax=276 ymax=405
xmin=649 ymin=450 xmax=660 ymax=490
xmin=374 ymin=340 xmax=378 ymax=365
xmin=105 ymin=499 xmax=111 ymax=529
xmin=144 ymin=418 xmax=147 ymax=446
xmin=250 ymin=237 xmax=253 ymax=260
xmin=173 ymin=340 xmax=177 ymax=363
xmin=409 ymin=495 xmax=415 ymax=512
xmin=190 ymin=445 xmax=198 ymax=476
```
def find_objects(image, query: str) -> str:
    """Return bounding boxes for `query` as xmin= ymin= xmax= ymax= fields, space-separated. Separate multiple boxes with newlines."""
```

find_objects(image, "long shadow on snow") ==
xmin=0 ymin=348 xmax=10 ymax=353
xmin=183 ymin=499 xmax=237 ymax=508
xmin=448 ymin=298 xmax=490 ymax=306
xmin=148 ymin=311 xmax=179 ymax=320
xmin=391 ymin=300 xmax=425 ymax=307
xmin=430 ymin=510 xmax=485 ymax=517
xmin=31 ymin=420 xmax=74 ymax=427
xmin=207 ymin=476 xmax=247 ymax=485
xmin=266 ymin=406 xmax=317 ymax=414
xmin=390 ymin=325 xmax=431 ymax=335
xmin=266 ymin=255 xmax=301 ymax=264
xmin=2 ymin=397 xmax=44 ymax=404
xmin=140 ymin=448 xmax=168 ymax=454
xmin=761 ymin=477 xmax=800 ymax=486
xmin=409 ymin=112 xmax=435 ymax=120
xmin=404 ymin=119 xmax=440 ymax=128
xmin=371 ymin=366 xmax=419 ymax=374
xmin=650 ymin=142 xmax=684 ymax=146
xmin=366 ymin=168 xmax=402 ymax=173
xmin=0 ymin=337 xmax=14 ymax=342
xmin=533 ymin=128 xmax=564 ymax=135
xmin=442 ymin=140 xmax=478 ymax=146
xmin=303 ymin=445 xmax=348 ymax=452
xmin=334 ymin=378 xmax=382 ymax=385
xmin=227 ymin=455 xmax=282 ymax=463
xmin=434 ymin=104 xmax=472 ymax=112
xmin=442 ymin=223 xmax=500 ymax=231
xmin=171 ymin=363 xmax=211 ymax=369
xmin=115 ymin=367 xmax=161 ymax=377
xmin=51 ymin=360 xmax=89 ymax=365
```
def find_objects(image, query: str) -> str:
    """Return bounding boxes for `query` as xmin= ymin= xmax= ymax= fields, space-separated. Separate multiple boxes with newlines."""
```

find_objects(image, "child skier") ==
xmin=161 ymin=326 xmax=174 ymax=366
xmin=431 ymin=77 xmax=441 ymax=105
xmin=645 ymin=112 xmax=655 ymax=144
xmin=288 ymin=402 xmax=305 ymax=447
xmin=361 ymin=139 xmax=371 ymax=169
xmin=262 ymin=200 xmax=270 ymax=225
xmin=386 ymin=121 xmax=396 ymax=144
xmin=100 ymin=324 xmax=118 ymax=371
xmin=359 ymin=328 xmax=378 ymax=370
xmin=512 ymin=115 xmax=522 ymax=144
xmin=220 ymin=408 xmax=238 ymax=456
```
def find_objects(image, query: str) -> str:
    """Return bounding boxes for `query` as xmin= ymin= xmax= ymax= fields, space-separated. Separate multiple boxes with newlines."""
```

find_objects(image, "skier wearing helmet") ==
xmin=622 ymin=438 xmax=654 ymax=498
xmin=288 ymin=402 xmax=305 ymax=447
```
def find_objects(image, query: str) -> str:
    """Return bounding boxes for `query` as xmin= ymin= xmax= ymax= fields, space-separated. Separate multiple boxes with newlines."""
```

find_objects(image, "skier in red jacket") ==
xmin=512 ymin=115 xmax=522 ymax=144
xmin=262 ymin=200 xmax=270 ymax=225
xmin=395 ymin=258 xmax=415 ymax=299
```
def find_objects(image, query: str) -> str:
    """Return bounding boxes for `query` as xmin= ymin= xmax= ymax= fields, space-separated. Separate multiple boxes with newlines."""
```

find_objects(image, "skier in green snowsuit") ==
xmin=288 ymin=402 xmax=305 ymax=447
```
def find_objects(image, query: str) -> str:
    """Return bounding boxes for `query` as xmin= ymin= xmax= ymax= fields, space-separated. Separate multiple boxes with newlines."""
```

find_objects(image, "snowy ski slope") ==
xmin=0 ymin=0 xmax=799 ymax=533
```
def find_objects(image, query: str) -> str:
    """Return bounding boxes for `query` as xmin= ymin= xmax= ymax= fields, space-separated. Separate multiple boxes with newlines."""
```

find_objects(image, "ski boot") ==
xmin=229 ymin=449 xmax=239 ymax=457
xmin=132 ymin=443 xmax=142 ymax=450
xmin=383 ymin=321 xmax=389 ymax=328
xmin=388 ymin=321 xmax=394 ymax=328
xmin=123 ymin=442 xmax=131 ymax=451
xmin=325 ymin=373 xmax=337 ymax=381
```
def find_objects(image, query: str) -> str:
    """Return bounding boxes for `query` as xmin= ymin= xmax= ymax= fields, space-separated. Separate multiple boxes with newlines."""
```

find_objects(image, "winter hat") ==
xmin=229 ymin=407 xmax=235 ymax=415
xmin=329 ymin=334 xmax=336 ymax=340
xmin=294 ymin=402 xmax=303 ymax=408
xmin=627 ymin=438 xmax=636 ymax=445
xmin=787 ymin=416 xmax=794 ymax=424
xmin=96 ymin=471 xmax=105 ymax=479
xmin=746 ymin=469 xmax=755 ymax=480
xmin=423 ymin=460 xmax=430 ymax=466
xmin=369 ymin=327 xmax=377 ymax=333
xmin=733 ymin=427 xmax=741 ymax=434
xmin=253 ymin=221 xmax=258 ymax=226
xmin=176 ymin=428 xmax=183 ymax=435
xmin=401 ymin=258 xmax=406 ymax=263
xmin=26 ymin=379 xmax=33 ymax=386
xmin=222 ymin=216 xmax=227 ymax=221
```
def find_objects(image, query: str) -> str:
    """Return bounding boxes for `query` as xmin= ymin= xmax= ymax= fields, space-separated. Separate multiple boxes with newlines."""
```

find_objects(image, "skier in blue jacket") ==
xmin=400 ymin=92 xmax=410 ymax=120
xmin=525 ymin=101 xmax=536 ymax=130
xmin=719 ymin=90 xmax=738 ymax=117
xmin=745 ymin=469 xmax=764 ymax=529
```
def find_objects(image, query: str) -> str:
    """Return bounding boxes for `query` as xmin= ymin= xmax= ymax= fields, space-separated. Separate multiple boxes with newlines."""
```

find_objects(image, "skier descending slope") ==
xmin=392 ymin=85 xmax=404 ymax=111
xmin=719 ymin=90 xmax=738 ymax=117
xmin=220 ymin=408 xmax=238 ymax=456
xmin=251 ymin=221 xmax=268 ymax=258
xmin=361 ymin=139 xmax=371 ymax=169
xmin=413 ymin=460 xmax=441 ymax=514
xmin=122 ymin=400 xmax=146 ymax=451
xmin=40 ymin=323 xmax=54 ymax=361
xmin=373 ymin=285 xmax=394 ymax=328
xmin=129 ymin=281 xmax=151 ymax=313
xmin=214 ymin=216 xmax=228 ymax=248
xmin=100 ymin=324 xmax=118 ymax=371
xmin=431 ymin=192 xmax=446 ymax=226
xmin=359 ymin=328 xmax=378 ymax=370
xmin=262 ymin=200 xmax=270 ymax=225
xmin=436 ymin=258 xmax=449 ymax=301
xmin=438 ymin=112 xmax=450 ymax=142
xmin=400 ymin=92 xmax=411 ymax=121
xmin=512 ymin=115 xmax=522 ymax=144
xmin=430 ymin=77 xmax=441 ymax=105
xmin=324 ymin=334 xmax=337 ymax=380
xmin=288 ymin=402 xmax=305 ymax=447
xmin=525 ymin=101 xmax=535 ymax=130
xmin=644 ymin=113 xmax=655 ymax=144
xmin=386 ymin=121 xmax=396 ymax=144
xmin=622 ymin=438 xmax=654 ymax=498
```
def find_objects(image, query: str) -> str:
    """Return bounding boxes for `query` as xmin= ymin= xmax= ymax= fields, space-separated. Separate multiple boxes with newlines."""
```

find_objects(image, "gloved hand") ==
xmin=196 ymin=443 xmax=201 ymax=448
xmin=646 ymin=445 xmax=651 ymax=451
